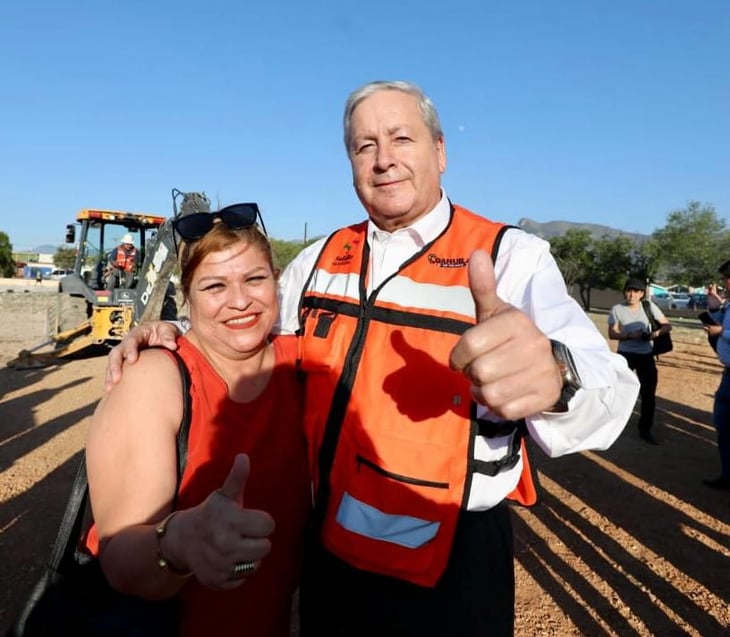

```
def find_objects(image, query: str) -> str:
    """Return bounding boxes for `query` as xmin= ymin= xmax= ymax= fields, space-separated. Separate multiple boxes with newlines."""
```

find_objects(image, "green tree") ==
xmin=54 ymin=246 xmax=77 ymax=270
xmin=549 ymin=229 xmax=593 ymax=294
xmin=550 ymin=230 xmax=645 ymax=309
xmin=591 ymin=234 xmax=636 ymax=291
xmin=629 ymin=239 xmax=661 ymax=283
xmin=270 ymin=237 xmax=321 ymax=272
xmin=651 ymin=201 xmax=728 ymax=286
xmin=0 ymin=232 xmax=15 ymax=277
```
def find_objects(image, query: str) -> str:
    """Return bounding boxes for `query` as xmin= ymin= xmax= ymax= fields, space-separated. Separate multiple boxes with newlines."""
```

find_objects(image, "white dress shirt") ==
xmin=278 ymin=191 xmax=640 ymax=510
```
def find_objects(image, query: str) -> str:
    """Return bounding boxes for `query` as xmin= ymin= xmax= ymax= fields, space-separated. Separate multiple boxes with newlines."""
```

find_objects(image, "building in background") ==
xmin=12 ymin=250 xmax=55 ymax=279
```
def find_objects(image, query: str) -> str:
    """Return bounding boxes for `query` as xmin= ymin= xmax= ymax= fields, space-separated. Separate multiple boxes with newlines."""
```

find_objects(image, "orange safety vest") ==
xmin=297 ymin=204 xmax=538 ymax=588
xmin=112 ymin=245 xmax=137 ymax=272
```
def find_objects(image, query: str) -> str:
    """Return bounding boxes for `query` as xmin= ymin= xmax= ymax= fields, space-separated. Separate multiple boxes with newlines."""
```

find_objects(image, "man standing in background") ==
xmin=702 ymin=260 xmax=730 ymax=491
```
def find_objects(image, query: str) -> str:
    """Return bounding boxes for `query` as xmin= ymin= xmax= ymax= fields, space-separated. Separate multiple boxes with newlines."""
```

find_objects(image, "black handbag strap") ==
xmin=50 ymin=349 xmax=193 ymax=571
xmin=641 ymin=300 xmax=659 ymax=331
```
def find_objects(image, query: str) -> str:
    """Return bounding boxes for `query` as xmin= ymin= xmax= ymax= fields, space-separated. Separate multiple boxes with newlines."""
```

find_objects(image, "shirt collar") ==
xmin=367 ymin=190 xmax=451 ymax=247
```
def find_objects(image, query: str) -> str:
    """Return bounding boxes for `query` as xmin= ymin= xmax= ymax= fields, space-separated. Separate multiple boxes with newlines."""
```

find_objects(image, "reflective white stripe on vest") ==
xmin=310 ymin=269 xmax=360 ymax=301
xmin=377 ymin=276 xmax=473 ymax=316
xmin=335 ymin=491 xmax=441 ymax=549
xmin=311 ymin=270 xmax=474 ymax=318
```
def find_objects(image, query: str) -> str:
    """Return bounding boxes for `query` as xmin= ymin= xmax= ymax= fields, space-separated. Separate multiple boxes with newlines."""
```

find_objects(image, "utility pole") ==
xmin=303 ymin=222 xmax=308 ymax=244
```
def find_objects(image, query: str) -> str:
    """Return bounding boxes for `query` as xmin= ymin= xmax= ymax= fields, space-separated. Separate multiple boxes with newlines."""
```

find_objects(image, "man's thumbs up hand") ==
xmin=450 ymin=250 xmax=562 ymax=420
xmin=466 ymin=249 xmax=511 ymax=323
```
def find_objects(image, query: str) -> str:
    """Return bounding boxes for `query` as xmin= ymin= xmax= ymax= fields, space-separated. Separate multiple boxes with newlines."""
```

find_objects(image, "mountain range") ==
xmin=28 ymin=220 xmax=647 ymax=254
xmin=517 ymin=218 xmax=650 ymax=244
xmin=32 ymin=244 xmax=59 ymax=253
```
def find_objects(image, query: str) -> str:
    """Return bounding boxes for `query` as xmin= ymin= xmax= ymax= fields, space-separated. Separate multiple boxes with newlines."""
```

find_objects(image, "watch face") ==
xmin=550 ymin=340 xmax=581 ymax=389
xmin=548 ymin=339 xmax=581 ymax=412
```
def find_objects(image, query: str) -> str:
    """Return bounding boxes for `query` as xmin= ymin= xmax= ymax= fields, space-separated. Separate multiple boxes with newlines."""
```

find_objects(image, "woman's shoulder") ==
xmin=646 ymin=300 xmax=668 ymax=320
xmin=138 ymin=345 xmax=183 ymax=366
xmin=124 ymin=347 xmax=185 ymax=388
xmin=92 ymin=346 xmax=183 ymax=435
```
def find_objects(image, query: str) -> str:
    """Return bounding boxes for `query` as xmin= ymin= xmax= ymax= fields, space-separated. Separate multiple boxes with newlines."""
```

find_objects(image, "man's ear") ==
xmin=273 ymin=268 xmax=281 ymax=281
xmin=437 ymin=135 xmax=447 ymax=174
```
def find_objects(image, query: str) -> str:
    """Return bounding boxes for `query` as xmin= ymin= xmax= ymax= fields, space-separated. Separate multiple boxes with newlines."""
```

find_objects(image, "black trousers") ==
xmin=299 ymin=504 xmax=514 ymax=637
xmin=619 ymin=351 xmax=658 ymax=433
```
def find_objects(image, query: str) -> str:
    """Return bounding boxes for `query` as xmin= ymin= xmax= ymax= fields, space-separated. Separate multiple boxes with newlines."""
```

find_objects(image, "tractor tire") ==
xmin=47 ymin=295 xmax=89 ymax=339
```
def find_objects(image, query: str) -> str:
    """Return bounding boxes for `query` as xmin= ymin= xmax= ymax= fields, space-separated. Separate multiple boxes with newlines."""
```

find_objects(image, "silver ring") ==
xmin=230 ymin=560 xmax=258 ymax=579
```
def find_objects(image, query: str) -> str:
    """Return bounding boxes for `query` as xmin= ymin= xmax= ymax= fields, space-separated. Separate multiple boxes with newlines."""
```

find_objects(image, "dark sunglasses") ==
xmin=172 ymin=202 xmax=268 ymax=242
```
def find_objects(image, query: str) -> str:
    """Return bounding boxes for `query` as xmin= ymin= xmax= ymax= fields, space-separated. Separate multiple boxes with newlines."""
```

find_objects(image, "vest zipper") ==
xmin=314 ymin=298 xmax=372 ymax=515
xmin=356 ymin=454 xmax=449 ymax=489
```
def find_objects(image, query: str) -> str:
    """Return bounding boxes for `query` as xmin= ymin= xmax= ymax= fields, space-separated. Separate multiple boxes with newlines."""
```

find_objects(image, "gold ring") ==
xmin=230 ymin=560 xmax=258 ymax=579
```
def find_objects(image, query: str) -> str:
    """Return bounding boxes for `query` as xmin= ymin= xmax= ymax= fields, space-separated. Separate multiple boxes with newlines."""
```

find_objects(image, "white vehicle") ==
xmin=651 ymin=292 xmax=691 ymax=310
xmin=49 ymin=269 xmax=73 ymax=280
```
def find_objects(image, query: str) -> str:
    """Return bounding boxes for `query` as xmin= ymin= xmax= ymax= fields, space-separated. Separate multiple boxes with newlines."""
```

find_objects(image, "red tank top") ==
xmin=173 ymin=335 xmax=309 ymax=637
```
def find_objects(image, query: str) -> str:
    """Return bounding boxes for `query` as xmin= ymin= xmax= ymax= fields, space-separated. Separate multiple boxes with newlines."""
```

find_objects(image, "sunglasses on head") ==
xmin=172 ymin=202 xmax=268 ymax=242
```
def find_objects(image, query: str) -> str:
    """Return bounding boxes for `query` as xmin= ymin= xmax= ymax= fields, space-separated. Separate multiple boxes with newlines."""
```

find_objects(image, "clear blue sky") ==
xmin=2 ymin=0 xmax=728 ymax=250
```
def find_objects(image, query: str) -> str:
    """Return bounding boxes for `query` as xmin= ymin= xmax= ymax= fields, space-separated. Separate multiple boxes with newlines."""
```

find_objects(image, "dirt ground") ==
xmin=0 ymin=282 xmax=728 ymax=636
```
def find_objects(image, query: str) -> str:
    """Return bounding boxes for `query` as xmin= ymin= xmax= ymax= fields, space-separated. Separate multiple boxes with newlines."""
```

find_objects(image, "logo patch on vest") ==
xmin=331 ymin=241 xmax=356 ymax=266
xmin=427 ymin=254 xmax=469 ymax=268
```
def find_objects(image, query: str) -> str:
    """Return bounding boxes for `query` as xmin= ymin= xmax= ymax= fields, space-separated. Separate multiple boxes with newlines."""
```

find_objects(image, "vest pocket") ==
xmin=321 ymin=431 xmax=464 ymax=586
xmin=355 ymin=454 xmax=449 ymax=490
xmin=335 ymin=491 xmax=441 ymax=549
xmin=298 ymin=310 xmax=352 ymax=373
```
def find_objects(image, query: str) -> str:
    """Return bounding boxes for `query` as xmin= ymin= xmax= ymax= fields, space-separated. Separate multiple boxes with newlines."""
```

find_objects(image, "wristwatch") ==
xmin=548 ymin=339 xmax=583 ymax=413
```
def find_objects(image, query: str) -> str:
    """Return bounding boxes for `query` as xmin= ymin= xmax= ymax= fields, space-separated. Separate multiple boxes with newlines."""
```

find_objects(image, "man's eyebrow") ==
xmin=356 ymin=124 xmax=408 ymax=137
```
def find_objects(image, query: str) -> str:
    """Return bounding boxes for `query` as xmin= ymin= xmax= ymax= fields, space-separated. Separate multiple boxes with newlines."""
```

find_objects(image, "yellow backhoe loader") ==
xmin=8 ymin=189 xmax=210 ymax=368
